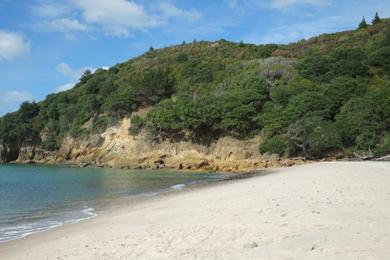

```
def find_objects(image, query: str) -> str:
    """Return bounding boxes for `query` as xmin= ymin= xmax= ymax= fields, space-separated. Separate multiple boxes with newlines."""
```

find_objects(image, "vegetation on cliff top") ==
xmin=1 ymin=16 xmax=389 ymax=161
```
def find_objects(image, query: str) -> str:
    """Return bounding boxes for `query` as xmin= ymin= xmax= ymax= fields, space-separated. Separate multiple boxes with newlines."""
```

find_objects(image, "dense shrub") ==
xmin=336 ymin=97 xmax=382 ymax=146
xmin=181 ymin=60 xmax=213 ymax=84
xmin=129 ymin=115 xmax=145 ymax=136
xmin=285 ymin=91 xmax=333 ymax=122
xmin=257 ymin=103 xmax=288 ymax=135
xmin=259 ymin=135 xmax=288 ymax=156
xmin=148 ymin=74 xmax=269 ymax=141
xmin=367 ymin=46 xmax=390 ymax=73
xmin=328 ymin=48 xmax=369 ymax=78
xmin=287 ymin=117 xmax=342 ymax=159
xmin=131 ymin=68 xmax=175 ymax=105
xmin=297 ymin=50 xmax=330 ymax=82
xmin=375 ymin=133 xmax=390 ymax=156
xmin=322 ymin=76 xmax=367 ymax=115
xmin=103 ymin=89 xmax=136 ymax=116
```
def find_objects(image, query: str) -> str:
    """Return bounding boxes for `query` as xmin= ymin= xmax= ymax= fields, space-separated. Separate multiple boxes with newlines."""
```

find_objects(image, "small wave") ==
xmin=142 ymin=191 xmax=160 ymax=197
xmin=0 ymin=207 xmax=96 ymax=243
xmin=0 ymin=222 xmax=62 ymax=243
xmin=63 ymin=207 xmax=97 ymax=225
xmin=170 ymin=184 xmax=186 ymax=190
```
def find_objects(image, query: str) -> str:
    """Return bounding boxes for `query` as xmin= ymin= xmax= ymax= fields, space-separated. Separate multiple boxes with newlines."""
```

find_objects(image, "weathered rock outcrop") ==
xmin=13 ymin=118 xmax=307 ymax=172
xmin=17 ymin=146 xmax=56 ymax=163
xmin=0 ymin=144 xmax=20 ymax=163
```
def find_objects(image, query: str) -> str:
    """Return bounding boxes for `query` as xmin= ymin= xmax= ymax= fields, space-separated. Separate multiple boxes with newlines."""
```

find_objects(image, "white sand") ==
xmin=1 ymin=161 xmax=390 ymax=260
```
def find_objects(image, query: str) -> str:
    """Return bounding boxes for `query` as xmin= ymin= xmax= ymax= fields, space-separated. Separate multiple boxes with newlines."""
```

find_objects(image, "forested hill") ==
xmin=1 ymin=17 xmax=389 ymax=163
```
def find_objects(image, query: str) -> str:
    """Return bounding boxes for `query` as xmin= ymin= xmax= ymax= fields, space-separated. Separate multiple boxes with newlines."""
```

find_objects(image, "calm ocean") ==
xmin=0 ymin=164 xmax=227 ymax=243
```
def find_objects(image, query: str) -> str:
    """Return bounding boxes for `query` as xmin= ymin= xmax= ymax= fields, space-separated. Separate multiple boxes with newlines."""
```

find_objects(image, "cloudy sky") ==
xmin=0 ymin=0 xmax=389 ymax=115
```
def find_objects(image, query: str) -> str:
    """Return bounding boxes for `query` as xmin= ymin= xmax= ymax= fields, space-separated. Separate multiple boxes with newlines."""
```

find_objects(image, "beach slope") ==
xmin=1 ymin=162 xmax=390 ymax=260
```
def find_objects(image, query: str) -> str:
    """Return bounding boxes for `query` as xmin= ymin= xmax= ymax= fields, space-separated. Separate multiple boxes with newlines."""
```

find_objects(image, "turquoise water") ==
xmin=0 ymin=165 xmax=227 ymax=243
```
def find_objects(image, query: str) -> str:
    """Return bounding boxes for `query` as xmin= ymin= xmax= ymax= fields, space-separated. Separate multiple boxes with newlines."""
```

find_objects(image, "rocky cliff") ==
xmin=14 ymin=117 xmax=307 ymax=172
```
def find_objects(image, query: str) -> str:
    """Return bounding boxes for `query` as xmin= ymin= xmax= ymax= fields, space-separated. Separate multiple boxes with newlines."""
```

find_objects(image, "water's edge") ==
xmin=0 ymin=167 xmax=249 ymax=244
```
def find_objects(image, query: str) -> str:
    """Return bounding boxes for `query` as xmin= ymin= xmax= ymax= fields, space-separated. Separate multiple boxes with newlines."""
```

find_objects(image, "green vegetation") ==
xmin=375 ymin=134 xmax=390 ymax=156
xmin=373 ymin=12 xmax=381 ymax=25
xmin=259 ymin=135 xmax=289 ymax=156
xmin=359 ymin=17 xmax=368 ymax=30
xmin=1 ymin=16 xmax=389 ymax=162
xmin=129 ymin=115 xmax=145 ymax=136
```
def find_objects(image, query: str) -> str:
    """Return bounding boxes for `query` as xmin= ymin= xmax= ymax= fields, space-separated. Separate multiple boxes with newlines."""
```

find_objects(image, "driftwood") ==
xmin=374 ymin=155 xmax=390 ymax=161
xmin=353 ymin=151 xmax=375 ymax=161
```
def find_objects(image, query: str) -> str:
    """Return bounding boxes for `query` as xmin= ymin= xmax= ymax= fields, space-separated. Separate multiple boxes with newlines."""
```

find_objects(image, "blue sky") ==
xmin=0 ymin=0 xmax=389 ymax=115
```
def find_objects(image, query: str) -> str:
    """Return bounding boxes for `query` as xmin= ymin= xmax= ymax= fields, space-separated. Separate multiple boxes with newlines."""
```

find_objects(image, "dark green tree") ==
xmin=79 ymin=69 xmax=92 ymax=84
xmin=259 ymin=135 xmax=289 ymax=156
xmin=367 ymin=46 xmax=390 ymax=72
xmin=358 ymin=17 xmax=368 ymax=29
xmin=375 ymin=133 xmax=390 ymax=156
xmin=103 ymin=88 xmax=136 ymax=116
xmin=328 ymin=47 xmax=368 ymax=78
xmin=336 ymin=97 xmax=382 ymax=147
xmin=322 ymin=76 xmax=367 ymax=115
xmin=132 ymin=68 xmax=175 ymax=105
xmin=297 ymin=50 xmax=330 ymax=82
xmin=287 ymin=117 xmax=342 ymax=159
xmin=372 ymin=12 xmax=381 ymax=25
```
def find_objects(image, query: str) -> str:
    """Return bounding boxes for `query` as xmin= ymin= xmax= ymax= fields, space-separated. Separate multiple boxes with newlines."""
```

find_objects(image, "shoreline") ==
xmin=4 ymin=158 xmax=288 ymax=175
xmin=1 ymin=161 xmax=390 ymax=259
xmin=0 ymin=168 xmax=238 ymax=244
xmin=0 ymin=170 xmax=247 ymax=246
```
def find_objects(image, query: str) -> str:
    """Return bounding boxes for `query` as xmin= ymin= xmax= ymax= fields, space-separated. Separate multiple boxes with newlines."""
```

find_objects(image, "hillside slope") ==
xmin=0 ymin=18 xmax=389 ymax=170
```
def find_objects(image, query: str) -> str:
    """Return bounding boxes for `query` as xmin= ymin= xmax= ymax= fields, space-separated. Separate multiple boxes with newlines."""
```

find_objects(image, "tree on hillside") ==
xmin=372 ymin=12 xmax=381 ymax=25
xmin=287 ymin=116 xmax=341 ymax=159
xmin=79 ymin=69 xmax=92 ymax=84
xmin=383 ymin=27 xmax=390 ymax=46
xmin=359 ymin=17 xmax=368 ymax=29
xmin=19 ymin=101 xmax=40 ymax=122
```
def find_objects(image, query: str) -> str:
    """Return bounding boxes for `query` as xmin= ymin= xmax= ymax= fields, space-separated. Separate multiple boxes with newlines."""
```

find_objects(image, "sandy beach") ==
xmin=1 ymin=161 xmax=389 ymax=260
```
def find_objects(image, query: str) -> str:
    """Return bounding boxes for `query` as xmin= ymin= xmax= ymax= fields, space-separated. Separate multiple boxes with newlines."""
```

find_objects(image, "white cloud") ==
xmin=0 ymin=31 xmax=30 ymax=62
xmin=55 ymin=63 xmax=96 ymax=92
xmin=227 ymin=0 xmax=330 ymax=10
xmin=40 ymin=18 xmax=87 ymax=32
xmin=156 ymin=2 xmax=202 ymax=22
xmin=31 ymin=1 xmax=203 ymax=37
xmin=0 ymin=90 xmax=33 ymax=115
xmin=72 ymin=0 xmax=163 ymax=37
xmin=0 ymin=91 xmax=33 ymax=104
xmin=245 ymin=15 xmax=350 ymax=44
xmin=31 ymin=3 xmax=71 ymax=18
xmin=56 ymin=62 xmax=93 ymax=81
xmin=31 ymin=3 xmax=86 ymax=35
xmin=269 ymin=0 xmax=329 ymax=9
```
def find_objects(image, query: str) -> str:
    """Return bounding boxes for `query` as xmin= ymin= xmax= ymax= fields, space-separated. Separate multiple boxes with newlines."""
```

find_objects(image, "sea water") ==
xmin=0 ymin=164 xmax=227 ymax=243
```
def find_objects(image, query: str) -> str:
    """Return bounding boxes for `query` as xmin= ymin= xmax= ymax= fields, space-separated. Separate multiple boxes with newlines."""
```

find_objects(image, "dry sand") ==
xmin=1 ymin=161 xmax=390 ymax=260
